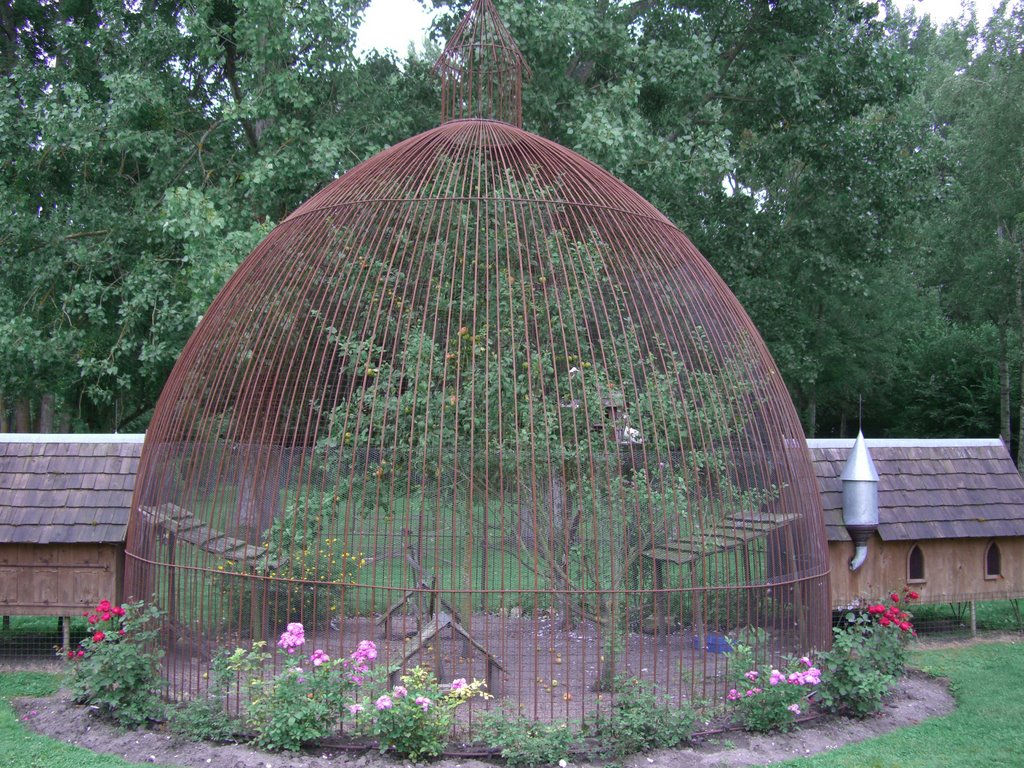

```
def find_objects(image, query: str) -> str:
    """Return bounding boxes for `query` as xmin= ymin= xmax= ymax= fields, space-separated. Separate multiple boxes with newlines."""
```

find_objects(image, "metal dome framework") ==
xmin=125 ymin=0 xmax=829 ymax=731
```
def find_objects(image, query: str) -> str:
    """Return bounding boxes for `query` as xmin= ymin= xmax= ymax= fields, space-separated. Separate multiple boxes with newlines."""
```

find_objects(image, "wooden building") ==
xmin=809 ymin=438 xmax=1024 ymax=615
xmin=0 ymin=435 xmax=143 ymax=648
xmin=3 ymin=434 xmax=1024 ymax=645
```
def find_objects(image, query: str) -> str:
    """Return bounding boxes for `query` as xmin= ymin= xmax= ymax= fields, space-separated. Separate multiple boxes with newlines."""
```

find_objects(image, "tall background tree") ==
xmin=0 ymin=0 xmax=438 ymax=431
xmin=2 ymin=0 xmax=1022 ymax=455
xmin=916 ymin=2 xmax=1024 ymax=461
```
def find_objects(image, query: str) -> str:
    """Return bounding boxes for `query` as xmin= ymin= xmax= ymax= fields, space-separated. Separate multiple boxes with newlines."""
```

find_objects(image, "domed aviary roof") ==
xmin=125 ymin=0 xmax=829 ymax=727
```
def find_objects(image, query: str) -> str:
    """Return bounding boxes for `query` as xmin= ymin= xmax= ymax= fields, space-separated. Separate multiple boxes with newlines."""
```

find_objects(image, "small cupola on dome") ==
xmin=841 ymin=431 xmax=880 ymax=570
xmin=124 ymin=0 xmax=830 ymax=733
xmin=435 ymin=0 xmax=531 ymax=125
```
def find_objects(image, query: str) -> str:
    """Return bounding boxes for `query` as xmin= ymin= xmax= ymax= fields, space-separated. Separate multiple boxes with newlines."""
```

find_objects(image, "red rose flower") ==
xmin=111 ymin=606 xmax=125 ymax=617
xmin=77 ymin=650 xmax=85 ymax=658
xmin=879 ymin=617 xmax=891 ymax=627
xmin=97 ymin=600 xmax=112 ymax=613
xmin=890 ymin=593 xmax=900 ymax=603
xmin=92 ymin=631 xmax=106 ymax=643
xmin=907 ymin=591 xmax=919 ymax=600
xmin=899 ymin=621 xmax=911 ymax=631
xmin=87 ymin=615 xmax=98 ymax=624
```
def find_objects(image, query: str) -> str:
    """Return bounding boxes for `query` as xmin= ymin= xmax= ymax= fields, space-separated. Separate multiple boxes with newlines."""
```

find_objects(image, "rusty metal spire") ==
xmin=435 ymin=0 xmax=531 ymax=126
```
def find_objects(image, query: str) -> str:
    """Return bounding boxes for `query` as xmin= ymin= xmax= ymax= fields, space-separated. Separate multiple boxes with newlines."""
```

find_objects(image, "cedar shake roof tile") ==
xmin=5 ymin=435 xmax=1022 ymax=548
xmin=809 ymin=438 xmax=1024 ymax=542
xmin=0 ymin=435 xmax=143 ymax=545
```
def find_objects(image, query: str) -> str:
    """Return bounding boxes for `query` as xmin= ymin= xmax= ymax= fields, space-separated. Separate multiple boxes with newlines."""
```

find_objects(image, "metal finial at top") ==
xmin=434 ymin=0 xmax=532 ymax=127
xmin=841 ymin=430 xmax=879 ymax=483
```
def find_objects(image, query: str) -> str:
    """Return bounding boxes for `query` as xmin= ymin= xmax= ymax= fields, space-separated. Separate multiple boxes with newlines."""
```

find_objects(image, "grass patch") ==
xmin=0 ymin=672 xmax=173 ymax=768
xmin=912 ymin=599 xmax=1023 ymax=633
xmin=776 ymin=640 xmax=1024 ymax=767
xmin=0 ymin=616 xmax=91 ymax=659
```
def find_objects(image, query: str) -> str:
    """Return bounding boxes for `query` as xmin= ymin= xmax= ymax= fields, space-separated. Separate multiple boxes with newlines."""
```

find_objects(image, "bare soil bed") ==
xmin=12 ymin=669 xmax=953 ymax=768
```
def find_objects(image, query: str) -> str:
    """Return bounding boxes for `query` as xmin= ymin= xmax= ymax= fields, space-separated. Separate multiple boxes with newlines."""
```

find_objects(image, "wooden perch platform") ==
xmin=137 ymin=503 xmax=283 ymax=573
xmin=644 ymin=512 xmax=798 ymax=639
xmin=645 ymin=512 xmax=799 ymax=566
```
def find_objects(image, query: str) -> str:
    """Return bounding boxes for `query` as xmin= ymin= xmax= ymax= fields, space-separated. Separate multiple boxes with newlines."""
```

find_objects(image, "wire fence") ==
xmin=0 ymin=615 xmax=89 ymax=668
xmin=6 ymin=600 xmax=1022 ymax=669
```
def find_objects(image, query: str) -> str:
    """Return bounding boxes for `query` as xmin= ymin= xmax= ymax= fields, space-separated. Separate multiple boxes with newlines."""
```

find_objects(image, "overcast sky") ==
xmin=355 ymin=0 xmax=1005 ymax=56
xmin=356 ymin=0 xmax=438 ymax=55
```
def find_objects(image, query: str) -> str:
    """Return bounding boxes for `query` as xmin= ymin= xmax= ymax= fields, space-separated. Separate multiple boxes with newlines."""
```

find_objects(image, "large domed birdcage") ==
xmin=125 ymin=0 xmax=829 ymax=729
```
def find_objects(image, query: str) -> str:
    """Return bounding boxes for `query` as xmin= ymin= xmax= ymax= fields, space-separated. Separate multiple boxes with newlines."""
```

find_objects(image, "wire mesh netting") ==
xmin=123 ymin=0 xmax=830 ymax=733
xmin=0 ymin=615 xmax=87 ymax=666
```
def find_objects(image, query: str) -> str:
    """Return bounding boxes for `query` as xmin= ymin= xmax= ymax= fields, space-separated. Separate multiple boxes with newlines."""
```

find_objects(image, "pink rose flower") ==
xmin=352 ymin=640 xmax=377 ymax=663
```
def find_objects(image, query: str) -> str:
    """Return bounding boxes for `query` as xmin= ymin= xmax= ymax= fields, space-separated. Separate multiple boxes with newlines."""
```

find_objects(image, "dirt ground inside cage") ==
xmin=11 ymin=668 xmax=953 ymax=768
xmin=255 ymin=613 xmax=754 ymax=723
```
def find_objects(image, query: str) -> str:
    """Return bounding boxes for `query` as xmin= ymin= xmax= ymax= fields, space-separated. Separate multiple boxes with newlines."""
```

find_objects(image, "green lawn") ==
xmin=912 ymin=599 xmax=1023 ymax=634
xmin=776 ymin=639 xmax=1024 ymax=768
xmin=0 ymin=672 xmax=174 ymax=768
xmin=1 ymin=640 xmax=1022 ymax=767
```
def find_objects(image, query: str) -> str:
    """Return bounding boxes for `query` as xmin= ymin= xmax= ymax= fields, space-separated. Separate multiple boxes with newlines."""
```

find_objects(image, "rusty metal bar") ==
xmin=123 ymin=0 xmax=829 ymax=739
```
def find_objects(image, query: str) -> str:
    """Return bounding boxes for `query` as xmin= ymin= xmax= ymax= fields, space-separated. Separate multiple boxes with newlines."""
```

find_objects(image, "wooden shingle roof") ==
xmin=809 ymin=438 xmax=1024 ymax=542
xmin=0 ymin=435 xmax=143 ymax=545
xmin=4 ymin=435 xmax=1021 ymax=548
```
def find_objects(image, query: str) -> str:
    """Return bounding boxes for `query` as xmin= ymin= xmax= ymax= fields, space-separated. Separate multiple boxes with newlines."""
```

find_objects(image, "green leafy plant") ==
xmin=728 ymin=625 xmax=770 ymax=649
xmin=260 ymin=501 xmax=368 ymax=624
xmin=67 ymin=599 xmax=165 ymax=729
xmin=816 ymin=589 xmax=918 ymax=718
xmin=476 ymin=711 xmax=579 ymax=767
xmin=169 ymin=649 xmax=238 ymax=742
xmin=228 ymin=624 xmax=370 ymax=752
xmin=726 ymin=645 xmax=820 ymax=733
xmin=587 ymin=677 xmax=697 ymax=758
xmin=354 ymin=666 xmax=490 ymax=761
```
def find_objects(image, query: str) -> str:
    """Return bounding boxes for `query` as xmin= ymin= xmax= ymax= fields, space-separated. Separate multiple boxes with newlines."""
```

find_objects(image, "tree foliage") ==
xmin=0 ymin=0 xmax=437 ymax=430
xmin=1 ymin=0 xmax=1022 ymax=448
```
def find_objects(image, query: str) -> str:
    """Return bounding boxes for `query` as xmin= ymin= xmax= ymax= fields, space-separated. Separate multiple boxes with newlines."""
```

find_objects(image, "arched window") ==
xmin=908 ymin=544 xmax=925 ymax=583
xmin=985 ymin=541 xmax=1002 ymax=579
